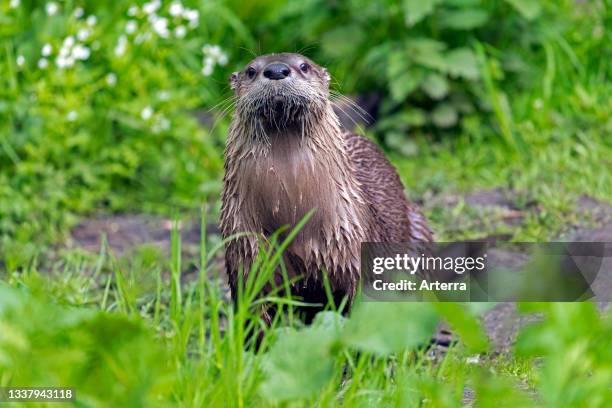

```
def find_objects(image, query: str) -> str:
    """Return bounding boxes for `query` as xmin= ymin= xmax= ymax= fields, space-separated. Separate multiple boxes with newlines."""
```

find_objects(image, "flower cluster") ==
xmin=140 ymin=106 xmax=170 ymax=133
xmin=15 ymin=2 xmax=227 ymax=129
xmin=35 ymin=4 xmax=97 ymax=70
xmin=55 ymin=36 xmax=91 ymax=68
xmin=201 ymin=44 xmax=228 ymax=76
xmin=123 ymin=0 xmax=199 ymax=42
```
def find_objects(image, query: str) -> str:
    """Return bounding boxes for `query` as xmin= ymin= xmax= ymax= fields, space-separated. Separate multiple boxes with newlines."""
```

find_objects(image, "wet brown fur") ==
xmin=220 ymin=53 xmax=432 ymax=321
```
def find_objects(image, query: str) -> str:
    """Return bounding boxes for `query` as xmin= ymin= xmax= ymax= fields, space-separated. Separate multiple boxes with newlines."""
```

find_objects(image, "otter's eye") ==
xmin=299 ymin=63 xmax=310 ymax=73
xmin=246 ymin=67 xmax=256 ymax=79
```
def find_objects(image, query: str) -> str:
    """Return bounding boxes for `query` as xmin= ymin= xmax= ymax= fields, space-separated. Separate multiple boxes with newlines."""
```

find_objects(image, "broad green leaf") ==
xmin=260 ymin=326 xmax=338 ymax=401
xmin=321 ymin=25 xmax=365 ymax=58
xmin=386 ymin=132 xmax=419 ymax=156
xmin=402 ymin=0 xmax=442 ymax=26
xmin=0 ymin=286 xmax=22 ymax=311
xmin=431 ymin=103 xmax=458 ymax=128
xmin=387 ymin=52 xmax=424 ymax=101
xmin=438 ymin=8 xmax=489 ymax=30
xmin=516 ymin=303 xmax=602 ymax=357
xmin=422 ymin=73 xmax=449 ymax=100
xmin=408 ymin=38 xmax=448 ymax=72
xmin=471 ymin=368 xmax=536 ymax=407
xmin=343 ymin=302 xmax=439 ymax=354
xmin=312 ymin=310 xmax=346 ymax=333
xmin=387 ymin=50 xmax=412 ymax=78
xmin=434 ymin=303 xmax=489 ymax=353
xmin=445 ymin=48 xmax=480 ymax=80
xmin=389 ymin=72 xmax=423 ymax=102
xmin=504 ymin=0 xmax=542 ymax=20
xmin=0 ymin=286 xmax=172 ymax=405
xmin=376 ymin=109 xmax=427 ymax=132
xmin=401 ymin=108 xmax=428 ymax=126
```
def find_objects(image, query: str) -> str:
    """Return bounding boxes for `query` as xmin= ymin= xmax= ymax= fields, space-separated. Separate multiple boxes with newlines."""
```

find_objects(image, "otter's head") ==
xmin=230 ymin=53 xmax=331 ymax=133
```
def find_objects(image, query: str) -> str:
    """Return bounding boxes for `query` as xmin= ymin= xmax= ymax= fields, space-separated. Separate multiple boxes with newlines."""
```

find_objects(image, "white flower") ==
xmin=135 ymin=32 xmax=152 ymax=44
xmin=201 ymin=65 xmax=213 ymax=76
xmin=151 ymin=116 xmax=170 ymax=133
xmin=142 ymin=0 xmax=160 ymax=15
xmin=59 ymin=43 xmax=70 ymax=58
xmin=125 ymin=20 xmax=138 ymax=34
xmin=141 ymin=106 xmax=153 ymax=120
xmin=57 ymin=49 xmax=69 ymax=67
xmin=106 ymin=73 xmax=117 ymax=86
xmin=77 ymin=28 xmax=91 ymax=41
xmin=72 ymin=44 xmax=90 ymax=60
xmin=218 ymin=53 xmax=228 ymax=66
xmin=183 ymin=9 xmax=199 ymax=27
xmin=127 ymin=5 xmax=138 ymax=16
xmin=114 ymin=35 xmax=127 ymax=56
xmin=63 ymin=36 xmax=75 ymax=48
xmin=169 ymin=2 xmax=184 ymax=17
xmin=533 ymin=98 xmax=543 ymax=110
xmin=56 ymin=56 xmax=67 ymax=68
xmin=201 ymin=44 xmax=228 ymax=69
xmin=16 ymin=55 xmax=25 ymax=66
xmin=46 ymin=2 xmax=58 ymax=16
xmin=160 ymin=117 xmax=170 ymax=130
xmin=202 ymin=61 xmax=213 ymax=76
xmin=152 ymin=17 xmax=169 ymax=38
xmin=157 ymin=90 xmax=170 ymax=101
xmin=38 ymin=58 xmax=49 ymax=69
xmin=41 ymin=43 xmax=52 ymax=56
xmin=174 ymin=25 xmax=186 ymax=38
xmin=57 ymin=55 xmax=75 ymax=68
xmin=202 ymin=44 xmax=221 ymax=58
xmin=86 ymin=15 xmax=97 ymax=26
xmin=10 ymin=0 xmax=20 ymax=9
xmin=67 ymin=111 xmax=78 ymax=121
xmin=74 ymin=7 xmax=84 ymax=18
xmin=183 ymin=9 xmax=198 ymax=21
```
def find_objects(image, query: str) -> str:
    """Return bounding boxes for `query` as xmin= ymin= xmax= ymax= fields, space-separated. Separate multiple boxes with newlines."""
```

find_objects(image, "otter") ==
xmin=220 ymin=53 xmax=432 ymax=321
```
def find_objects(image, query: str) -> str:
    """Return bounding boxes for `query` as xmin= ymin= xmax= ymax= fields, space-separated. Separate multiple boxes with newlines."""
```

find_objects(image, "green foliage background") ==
xmin=0 ymin=1 xmax=611 ymax=406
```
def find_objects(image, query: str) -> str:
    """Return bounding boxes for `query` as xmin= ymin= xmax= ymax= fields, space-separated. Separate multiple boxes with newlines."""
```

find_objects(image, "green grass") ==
xmin=1 ymin=1 xmax=611 ymax=406
xmin=1 ymin=222 xmax=611 ymax=407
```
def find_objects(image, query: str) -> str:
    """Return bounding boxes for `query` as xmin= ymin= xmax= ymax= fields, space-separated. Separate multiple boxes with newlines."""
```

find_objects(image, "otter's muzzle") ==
xmin=263 ymin=63 xmax=291 ymax=80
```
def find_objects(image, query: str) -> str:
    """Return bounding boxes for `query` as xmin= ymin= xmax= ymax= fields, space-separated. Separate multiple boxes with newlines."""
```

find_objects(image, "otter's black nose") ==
xmin=263 ymin=63 xmax=291 ymax=80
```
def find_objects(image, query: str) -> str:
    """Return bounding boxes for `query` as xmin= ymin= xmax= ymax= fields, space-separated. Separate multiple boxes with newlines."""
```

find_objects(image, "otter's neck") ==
xmin=224 ymin=105 xmax=370 ymax=259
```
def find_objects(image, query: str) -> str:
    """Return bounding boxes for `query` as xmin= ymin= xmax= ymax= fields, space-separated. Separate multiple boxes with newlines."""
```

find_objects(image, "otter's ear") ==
xmin=229 ymin=72 xmax=239 ymax=90
xmin=321 ymin=68 xmax=331 ymax=84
